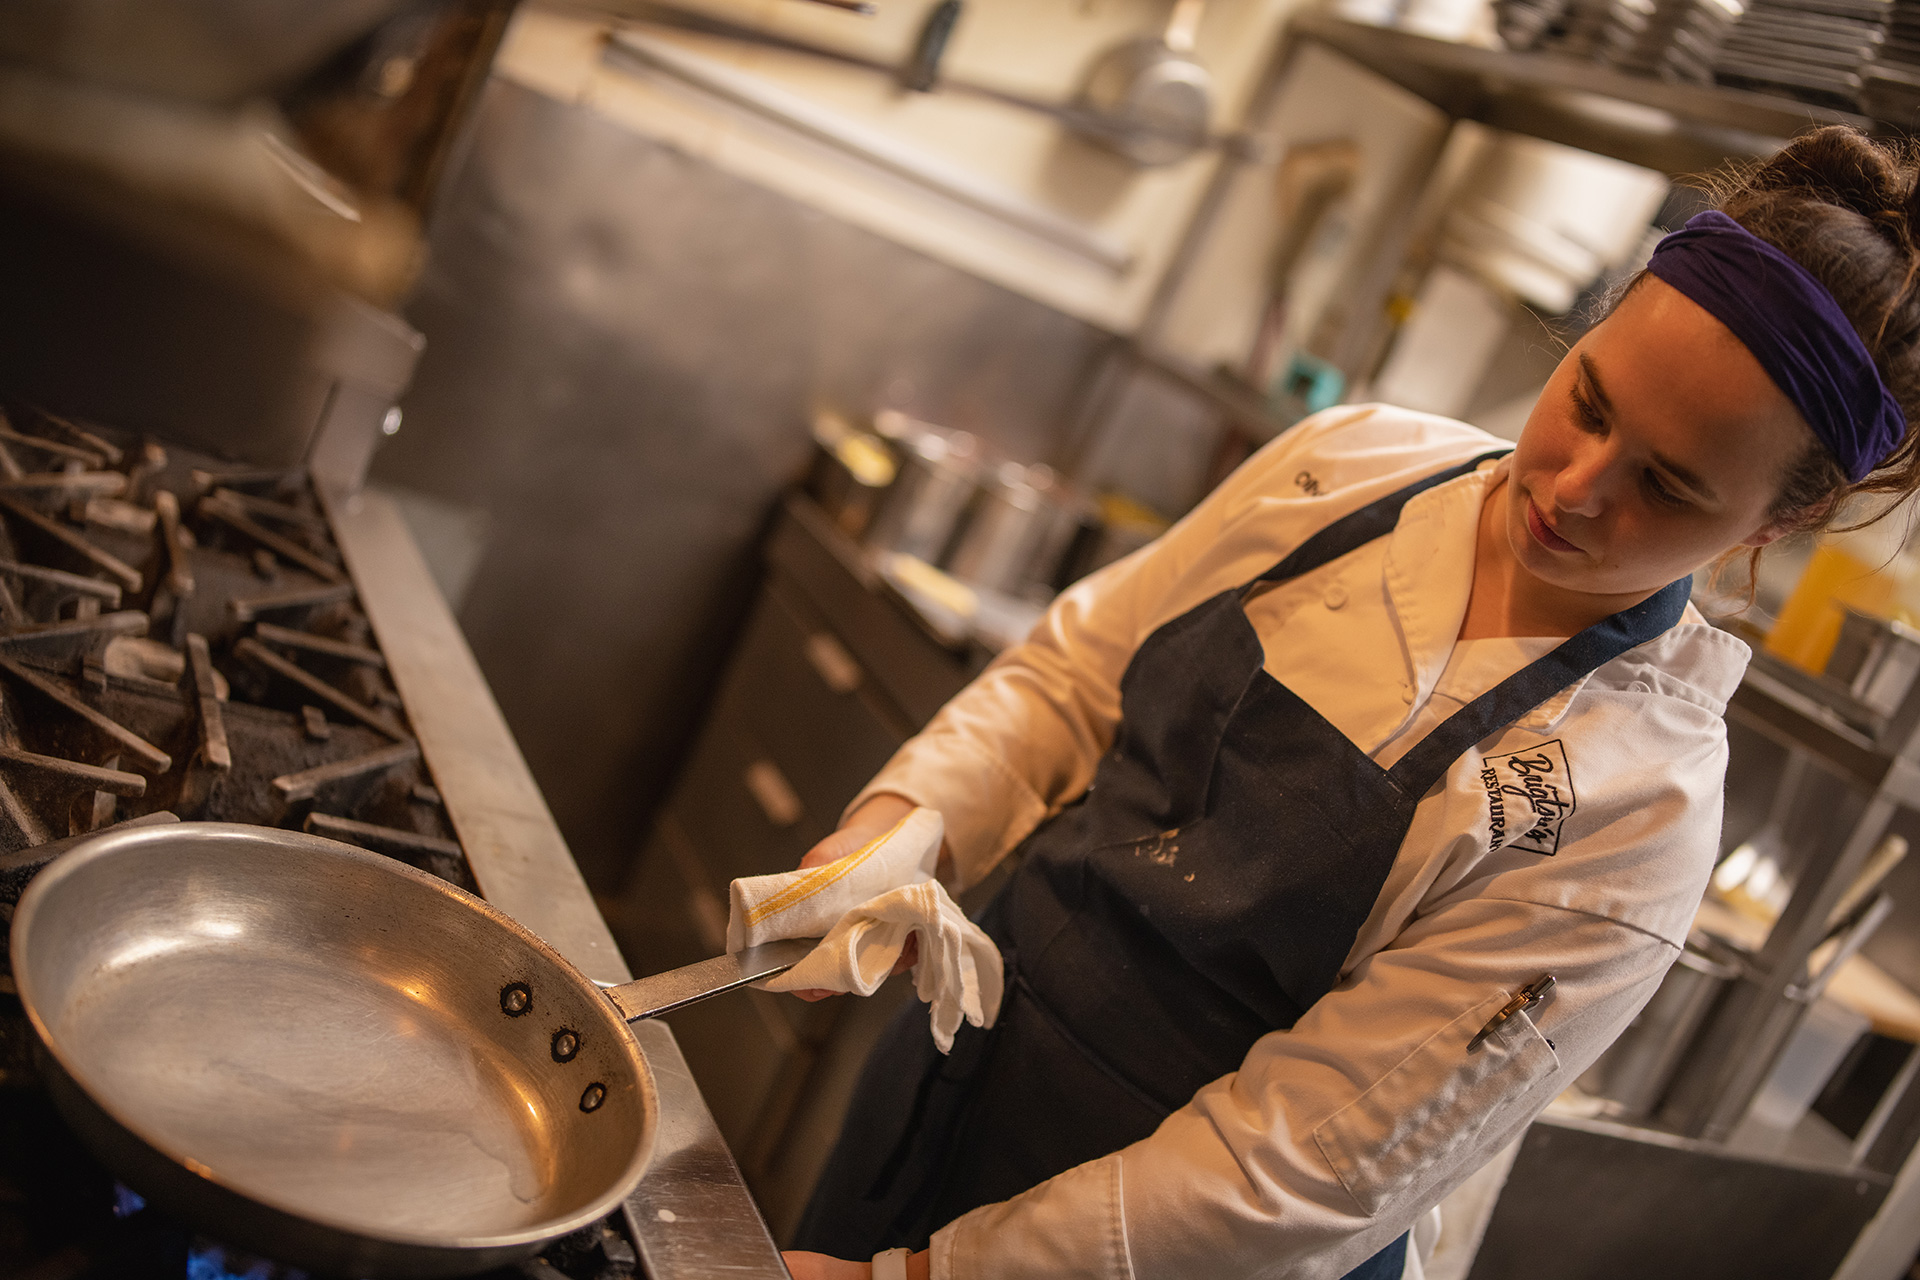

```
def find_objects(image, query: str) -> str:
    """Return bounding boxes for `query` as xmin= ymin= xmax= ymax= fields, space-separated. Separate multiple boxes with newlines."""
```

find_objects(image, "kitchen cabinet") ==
xmin=612 ymin=492 xmax=987 ymax=1240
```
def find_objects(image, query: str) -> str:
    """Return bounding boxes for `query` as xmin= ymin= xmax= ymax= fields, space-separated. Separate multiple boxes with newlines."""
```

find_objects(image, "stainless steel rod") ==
xmin=603 ymin=30 xmax=1135 ymax=274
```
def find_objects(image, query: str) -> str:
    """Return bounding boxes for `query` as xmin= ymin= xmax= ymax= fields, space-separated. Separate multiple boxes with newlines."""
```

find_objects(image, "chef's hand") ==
xmin=787 ymin=794 xmax=925 ymax=1002
xmin=781 ymin=1250 xmax=930 ymax=1280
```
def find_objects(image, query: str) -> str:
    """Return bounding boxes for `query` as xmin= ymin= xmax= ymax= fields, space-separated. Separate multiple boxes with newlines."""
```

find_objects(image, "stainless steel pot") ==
xmin=945 ymin=461 xmax=1089 ymax=602
xmin=806 ymin=426 xmax=898 ymax=540
xmin=8 ymin=822 xmax=813 ymax=1277
xmin=1825 ymin=607 xmax=1920 ymax=720
xmin=864 ymin=415 xmax=982 ymax=566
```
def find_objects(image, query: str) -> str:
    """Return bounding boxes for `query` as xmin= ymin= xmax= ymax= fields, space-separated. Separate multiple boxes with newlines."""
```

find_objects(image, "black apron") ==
xmin=797 ymin=453 xmax=1690 ymax=1276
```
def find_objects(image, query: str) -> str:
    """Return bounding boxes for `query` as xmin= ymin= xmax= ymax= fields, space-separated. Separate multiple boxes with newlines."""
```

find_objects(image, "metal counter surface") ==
xmin=318 ymin=477 xmax=791 ymax=1280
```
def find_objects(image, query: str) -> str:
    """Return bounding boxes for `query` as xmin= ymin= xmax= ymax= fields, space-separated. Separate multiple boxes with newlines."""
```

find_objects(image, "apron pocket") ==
xmin=1312 ymin=989 xmax=1561 ymax=1217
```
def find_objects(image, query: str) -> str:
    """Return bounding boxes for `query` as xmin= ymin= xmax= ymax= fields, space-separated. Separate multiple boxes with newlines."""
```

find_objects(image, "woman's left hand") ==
xmin=780 ymin=1250 xmax=931 ymax=1279
xmin=780 ymin=1252 xmax=870 ymax=1279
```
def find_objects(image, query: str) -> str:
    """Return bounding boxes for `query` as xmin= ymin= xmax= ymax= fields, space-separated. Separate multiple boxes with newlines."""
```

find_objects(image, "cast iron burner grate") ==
xmin=0 ymin=402 xmax=470 ymax=883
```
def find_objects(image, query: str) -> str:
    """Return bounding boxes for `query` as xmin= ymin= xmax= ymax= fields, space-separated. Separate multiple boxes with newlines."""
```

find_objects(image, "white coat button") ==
xmin=1324 ymin=584 xmax=1348 ymax=610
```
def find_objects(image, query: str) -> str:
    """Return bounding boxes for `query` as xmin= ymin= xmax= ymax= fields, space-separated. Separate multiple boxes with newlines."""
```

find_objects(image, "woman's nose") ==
xmin=1554 ymin=441 xmax=1616 ymax=517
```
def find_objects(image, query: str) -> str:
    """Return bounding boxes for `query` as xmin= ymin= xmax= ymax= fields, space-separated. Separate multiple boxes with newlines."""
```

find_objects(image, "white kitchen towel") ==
xmin=726 ymin=807 xmax=1002 ymax=1052
xmin=726 ymin=806 xmax=943 ymax=950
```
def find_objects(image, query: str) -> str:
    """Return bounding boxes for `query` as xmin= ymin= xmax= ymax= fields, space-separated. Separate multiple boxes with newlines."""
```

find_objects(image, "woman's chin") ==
xmin=1508 ymin=517 xmax=1606 ymax=597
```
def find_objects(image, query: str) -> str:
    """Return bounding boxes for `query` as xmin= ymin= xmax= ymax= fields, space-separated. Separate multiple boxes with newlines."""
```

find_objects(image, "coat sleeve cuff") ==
xmin=847 ymin=734 xmax=1050 ymax=892
xmin=928 ymin=1154 xmax=1133 ymax=1280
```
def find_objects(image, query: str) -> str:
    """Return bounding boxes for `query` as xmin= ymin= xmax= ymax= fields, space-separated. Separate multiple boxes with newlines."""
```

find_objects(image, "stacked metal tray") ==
xmin=1496 ymin=0 xmax=1906 ymax=111
xmin=1863 ymin=0 xmax=1920 ymax=124
xmin=1495 ymin=0 xmax=1742 ymax=81
xmin=1713 ymin=0 xmax=1890 ymax=106
xmin=1606 ymin=0 xmax=1746 ymax=81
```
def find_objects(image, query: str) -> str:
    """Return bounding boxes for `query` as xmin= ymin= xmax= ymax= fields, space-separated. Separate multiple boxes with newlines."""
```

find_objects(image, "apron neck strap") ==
xmin=1233 ymin=443 xmax=1692 ymax=799
xmin=1246 ymin=450 xmax=1512 ymax=590
xmin=1385 ymin=574 xmax=1693 ymax=796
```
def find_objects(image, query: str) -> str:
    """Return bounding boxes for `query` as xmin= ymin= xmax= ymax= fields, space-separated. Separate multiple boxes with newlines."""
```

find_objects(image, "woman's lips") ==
xmin=1526 ymin=499 xmax=1581 ymax=553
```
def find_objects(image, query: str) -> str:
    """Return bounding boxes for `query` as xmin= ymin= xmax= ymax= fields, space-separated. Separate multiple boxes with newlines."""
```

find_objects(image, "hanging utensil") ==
xmin=1244 ymin=137 xmax=1362 ymax=390
xmin=901 ymin=0 xmax=963 ymax=91
xmin=1076 ymin=0 xmax=1214 ymax=167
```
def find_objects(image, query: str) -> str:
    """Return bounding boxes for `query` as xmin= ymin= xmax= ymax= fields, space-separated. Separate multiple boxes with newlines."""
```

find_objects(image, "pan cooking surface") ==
xmin=60 ymin=943 xmax=560 ymax=1233
xmin=13 ymin=825 xmax=653 ymax=1254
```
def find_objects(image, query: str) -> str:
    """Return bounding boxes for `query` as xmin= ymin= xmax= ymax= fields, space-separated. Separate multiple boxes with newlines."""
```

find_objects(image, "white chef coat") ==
xmin=843 ymin=404 xmax=1753 ymax=1280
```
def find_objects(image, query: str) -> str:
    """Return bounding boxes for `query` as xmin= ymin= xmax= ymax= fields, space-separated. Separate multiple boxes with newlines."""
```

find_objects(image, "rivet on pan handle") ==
xmin=601 ymin=937 xmax=820 ymax=1023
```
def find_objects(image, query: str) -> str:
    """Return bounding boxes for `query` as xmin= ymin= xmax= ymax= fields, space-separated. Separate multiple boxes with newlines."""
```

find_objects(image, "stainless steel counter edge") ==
xmin=315 ymin=479 xmax=629 ymax=985
xmin=315 ymin=479 xmax=793 ymax=1280
xmin=624 ymin=1019 xmax=799 ymax=1279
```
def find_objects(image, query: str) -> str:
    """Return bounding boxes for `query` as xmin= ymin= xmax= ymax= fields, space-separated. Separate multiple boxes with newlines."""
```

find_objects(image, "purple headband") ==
xmin=1644 ymin=209 xmax=1905 ymax=483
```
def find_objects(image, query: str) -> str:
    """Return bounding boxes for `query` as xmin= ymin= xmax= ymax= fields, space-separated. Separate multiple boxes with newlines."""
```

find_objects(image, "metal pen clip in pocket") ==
xmin=1468 ymin=974 xmax=1556 ymax=1053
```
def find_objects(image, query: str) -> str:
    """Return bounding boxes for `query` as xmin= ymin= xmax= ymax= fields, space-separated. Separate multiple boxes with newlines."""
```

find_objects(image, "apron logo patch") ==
xmin=1481 ymin=740 xmax=1576 ymax=856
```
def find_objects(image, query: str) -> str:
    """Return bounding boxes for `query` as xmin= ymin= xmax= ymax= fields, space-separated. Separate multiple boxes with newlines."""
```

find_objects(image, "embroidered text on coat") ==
xmin=1482 ymin=739 xmax=1576 ymax=856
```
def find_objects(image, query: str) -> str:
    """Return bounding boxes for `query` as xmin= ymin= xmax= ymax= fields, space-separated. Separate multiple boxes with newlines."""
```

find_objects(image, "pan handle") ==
xmin=601 ymin=937 xmax=822 ymax=1022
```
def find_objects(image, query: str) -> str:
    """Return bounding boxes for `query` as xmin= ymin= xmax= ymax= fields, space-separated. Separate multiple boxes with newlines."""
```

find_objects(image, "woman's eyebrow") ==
xmin=1578 ymin=352 xmax=1720 ymax=504
xmin=1654 ymin=453 xmax=1719 ymax=504
xmin=1577 ymin=352 xmax=1614 ymax=416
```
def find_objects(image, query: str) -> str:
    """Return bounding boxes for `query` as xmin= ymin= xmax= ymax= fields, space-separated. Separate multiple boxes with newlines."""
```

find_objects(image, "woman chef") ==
xmin=782 ymin=127 xmax=1920 ymax=1280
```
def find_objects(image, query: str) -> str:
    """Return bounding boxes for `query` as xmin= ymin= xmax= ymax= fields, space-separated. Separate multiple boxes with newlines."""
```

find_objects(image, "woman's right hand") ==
xmin=787 ymin=794 xmax=921 ymax=1002
xmin=799 ymin=793 xmax=918 ymax=872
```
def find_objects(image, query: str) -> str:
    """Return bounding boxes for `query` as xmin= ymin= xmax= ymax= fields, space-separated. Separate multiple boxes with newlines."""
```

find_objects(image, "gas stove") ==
xmin=0 ymin=403 xmax=786 ymax=1280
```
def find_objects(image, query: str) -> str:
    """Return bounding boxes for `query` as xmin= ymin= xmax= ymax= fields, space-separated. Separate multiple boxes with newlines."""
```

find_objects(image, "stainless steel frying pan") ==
xmin=8 ymin=821 xmax=815 ymax=1277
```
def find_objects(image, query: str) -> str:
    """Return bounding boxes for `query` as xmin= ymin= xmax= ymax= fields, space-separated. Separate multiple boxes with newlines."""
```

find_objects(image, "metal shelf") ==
xmin=1288 ymin=13 xmax=1877 ymax=176
xmin=1664 ymin=641 xmax=1920 ymax=1156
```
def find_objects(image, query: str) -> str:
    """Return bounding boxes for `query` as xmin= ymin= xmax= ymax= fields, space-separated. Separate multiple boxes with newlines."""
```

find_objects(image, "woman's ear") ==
xmin=1739 ymin=520 xmax=1792 ymax=549
xmin=1745 ymin=493 xmax=1838 ymax=547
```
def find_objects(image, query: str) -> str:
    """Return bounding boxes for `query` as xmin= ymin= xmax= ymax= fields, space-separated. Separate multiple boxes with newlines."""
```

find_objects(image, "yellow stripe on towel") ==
xmin=744 ymin=810 xmax=916 ymax=927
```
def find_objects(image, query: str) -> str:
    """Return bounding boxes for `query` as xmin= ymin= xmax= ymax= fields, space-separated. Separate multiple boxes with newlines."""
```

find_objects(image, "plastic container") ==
xmin=1765 ymin=518 xmax=1914 ymax=674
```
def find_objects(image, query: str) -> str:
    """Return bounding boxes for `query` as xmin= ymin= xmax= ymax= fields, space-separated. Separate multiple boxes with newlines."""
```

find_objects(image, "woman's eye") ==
xmin=1569 ymin=387 xmax=1605 ymax=432
xmin=1643 ymin=470 xmax=1688 ymax=508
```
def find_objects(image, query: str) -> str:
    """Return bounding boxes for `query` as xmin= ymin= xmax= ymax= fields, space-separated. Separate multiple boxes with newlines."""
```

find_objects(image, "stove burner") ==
xmin=185 ymin=1241 xmax=310 ymax=1280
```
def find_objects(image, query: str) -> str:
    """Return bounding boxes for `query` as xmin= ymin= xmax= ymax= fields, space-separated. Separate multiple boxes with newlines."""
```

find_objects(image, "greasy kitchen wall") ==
xmin=373 ymin=76 xmax=1179 ymax=892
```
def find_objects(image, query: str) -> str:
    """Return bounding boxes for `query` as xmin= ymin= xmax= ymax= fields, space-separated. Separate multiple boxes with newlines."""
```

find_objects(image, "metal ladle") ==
xmin=1077 ymin=0 xmax=1215 ymax=167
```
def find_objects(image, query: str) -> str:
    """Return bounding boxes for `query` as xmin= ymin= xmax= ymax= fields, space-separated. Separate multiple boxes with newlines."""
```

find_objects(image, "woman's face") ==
xmin=1509 ymin=274 xmax=1815 ymax=599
